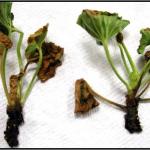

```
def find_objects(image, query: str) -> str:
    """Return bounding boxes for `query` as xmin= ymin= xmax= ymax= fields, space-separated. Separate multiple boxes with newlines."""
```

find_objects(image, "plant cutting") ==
xmin=76 ymin=9 xmax=150 ymax=133
xmin=0 ymin=2 xmax=64 ymax=147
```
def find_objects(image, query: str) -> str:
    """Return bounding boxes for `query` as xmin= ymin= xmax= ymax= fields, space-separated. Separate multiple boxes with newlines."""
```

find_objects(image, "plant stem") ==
xmin=125 ymin=92 xmax=142 ymax=133
xmin=1 ymin=48 xmax=10 ymax=104
xmin=140 ymin=59 xmax=150 ymax=79
xmin=137 ymin=81 xmax=150 ymax=98
xmin=118 ymin=43 xmax=130 ymax=75
xmin=141 ymin=76 xmax=150 ymax=87
xmin=21 ymin=46 xmax=43 ymax=104
xmin=137 ymin=59 xmax=150 ymax=90
xmin=139 ymin=98 xmax=150 ymax=102
xmin=103 ymin=41 xmax=130 ymax=91
xmin=121 ymin=42 xmax=138 ymax=73
xmin=85 ymin=82 xmax=126 ymax=111
xmin=0 ymin=29 xmax=14 ymax=105
xmin=15 ymin=29 xmax=24 ymax=70
xmin=13 ymin=29 xmax=24 ymax=99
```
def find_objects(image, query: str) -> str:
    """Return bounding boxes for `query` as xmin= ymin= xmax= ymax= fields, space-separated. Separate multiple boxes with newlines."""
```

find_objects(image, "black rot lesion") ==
xmin=4 ymin=103 xmax=24 ymax=147
xmin=4 ymin=74 xmax=24 ymax=147
xmin=125 ymin=94 xmax=142 ymax=133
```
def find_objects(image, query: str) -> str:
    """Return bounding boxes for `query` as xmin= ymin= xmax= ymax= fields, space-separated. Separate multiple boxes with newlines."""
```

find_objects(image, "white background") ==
xmin=0 ymin=2 xmax=150 ymax=148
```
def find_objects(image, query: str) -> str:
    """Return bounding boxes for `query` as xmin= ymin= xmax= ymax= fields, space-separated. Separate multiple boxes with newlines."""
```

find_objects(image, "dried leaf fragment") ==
xmin=27 ymin=24 xmax=48 ymax=44
xmin=38 ymin=42 xmax=64 ymax=82
xmin=144 ymin=51 xmax=150 ymax=61
xmin=75 ymin=79 xmax=99 ymax=113
xmin=0 ymin=32 xmax=12 ymax=54
xmin=9 ymin=74 xmax=22 ymax=106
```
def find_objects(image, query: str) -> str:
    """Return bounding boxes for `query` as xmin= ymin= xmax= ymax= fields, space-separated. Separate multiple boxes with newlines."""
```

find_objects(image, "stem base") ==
xmin=124 ymin=94 xmax=142 ymax=133
xmin=4 ymin=102 xmax=24 ymax=148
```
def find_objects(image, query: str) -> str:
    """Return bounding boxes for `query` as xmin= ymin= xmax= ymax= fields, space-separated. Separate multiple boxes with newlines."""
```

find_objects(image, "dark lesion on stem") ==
xmin=125 ymin=92 xmax=142 ymax=133
xmin=4 ymin=102 xmax=23 ymax=147
xmin=4 ymin=74 xmax=24 ymax=147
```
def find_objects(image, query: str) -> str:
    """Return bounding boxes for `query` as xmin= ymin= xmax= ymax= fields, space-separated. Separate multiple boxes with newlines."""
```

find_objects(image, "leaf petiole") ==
xmin=12 ymin=28 xmax=24 ymax=100
xmin=89 ymin=88 xmax=127 ymax=111
xmin=118 ymin=43 xmax=131 ymax=75
xmin=21 ymin=45 xmax=43 ymax=104
xmin=103 ymin=41 xmax=131 ymax=91
xmin=1 ymin=47 xmax=10 ymax=104
xmin=12 ymin=28 xmax=24 ymax=70
xmin=121 ymin=42 xmax=138 ymax=74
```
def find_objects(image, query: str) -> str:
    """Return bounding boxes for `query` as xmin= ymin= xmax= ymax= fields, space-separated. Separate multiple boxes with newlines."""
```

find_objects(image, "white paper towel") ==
xmin=0 ymin=2 xmax=150 ymax=148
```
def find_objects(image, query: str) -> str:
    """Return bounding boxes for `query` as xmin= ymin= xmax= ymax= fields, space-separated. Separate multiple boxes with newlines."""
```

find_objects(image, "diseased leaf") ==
xmin=77 ymin=9 xmax=129 ymax=44
xmin=0 ymin=31 xmax=13 ymax=54
xmin=0 ymin=32 xmax=12 ymax=48
xmin=27 ymin=24 xmax=48 ymax=45
xmin=138 ymin=28 xmax=150 ymax=54
xmin=25 ymin=24 xmax=48 ymax=58
xmin=144 ymin=51 xmax=150 ymax=61
xmin=74 ymin=79 xmax=99 ymax=113
xmin=38 ymin=42 xmax=64 ymax=82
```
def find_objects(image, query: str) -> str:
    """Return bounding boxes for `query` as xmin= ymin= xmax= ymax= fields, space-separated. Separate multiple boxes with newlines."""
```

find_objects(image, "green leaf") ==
xmin=25 ymin=41 xmax=37 ymax=59
xmin=77 ymin=9 xmax=130 ymax=44
xmin=25 ymin=24 xmax=48 ymax=58
xmin=137 ymin=28 xmax=150 ymax=54
xmin=0 ymin=2 xmax=13 ymax=35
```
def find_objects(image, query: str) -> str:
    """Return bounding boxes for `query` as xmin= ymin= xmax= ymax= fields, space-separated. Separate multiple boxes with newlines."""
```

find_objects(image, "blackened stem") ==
xmin=4 ymin=103 xmax=24 ymax=147
xmin=125 ymin=93 xmax=142 ymax=133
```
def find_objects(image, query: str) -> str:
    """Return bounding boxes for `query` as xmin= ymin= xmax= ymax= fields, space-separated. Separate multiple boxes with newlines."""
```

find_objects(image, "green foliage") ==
xmin=138 ymin=28 xmax=150 ymax=54
xmin=77 ymin=9 xmax=129 ymax=44
xmin=0 ymin=2 xmax=14 ymax=35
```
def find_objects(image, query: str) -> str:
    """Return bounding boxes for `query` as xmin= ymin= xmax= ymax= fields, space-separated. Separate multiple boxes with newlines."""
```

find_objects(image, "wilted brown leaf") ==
xmin=0 ymin=32 xmax=12 ymax=55
xmin=38 ymin=42 xmax=64 ymax=82
xmin=75 ymin=79 xmax=99 ymax=113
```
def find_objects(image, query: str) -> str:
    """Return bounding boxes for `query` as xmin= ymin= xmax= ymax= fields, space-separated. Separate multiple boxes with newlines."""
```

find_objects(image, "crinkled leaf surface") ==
xmin=0 ymin=2 xmax=13 ymax=35
xmin=77 ymin=9 xmax=130 ymax=44
xmin=25 ymin=24 xmax=48 ymax=58
xmin=137 ymin=28 xmax=150 ymax=54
